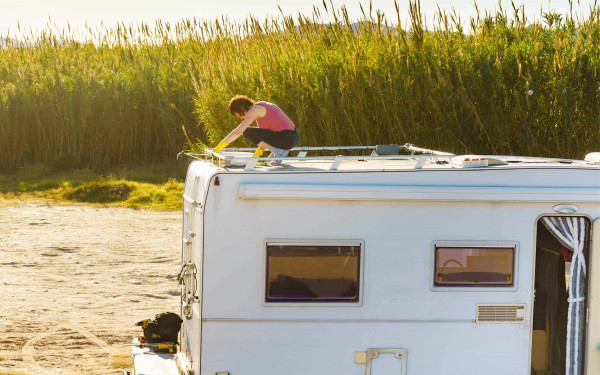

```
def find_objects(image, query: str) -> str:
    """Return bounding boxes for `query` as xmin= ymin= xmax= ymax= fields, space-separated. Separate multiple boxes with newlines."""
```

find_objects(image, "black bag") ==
xmin=143 ymin=312 xmax=183 ymax=344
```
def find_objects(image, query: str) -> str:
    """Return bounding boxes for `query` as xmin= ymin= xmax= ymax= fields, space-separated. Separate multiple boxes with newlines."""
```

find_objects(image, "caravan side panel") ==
xmin=198 ymin=167 xmax=599 ymax=374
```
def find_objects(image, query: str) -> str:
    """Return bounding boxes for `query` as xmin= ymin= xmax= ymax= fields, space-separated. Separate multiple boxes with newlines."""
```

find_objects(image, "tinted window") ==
xmin=266 ymin=244 xmax=361 ymax=302
xmin=435 ymin=246 xmax=515 ymax=287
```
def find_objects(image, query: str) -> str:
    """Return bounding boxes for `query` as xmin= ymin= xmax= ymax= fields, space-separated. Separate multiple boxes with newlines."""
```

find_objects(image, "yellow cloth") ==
xmin=252 ymin=148 xmax=264 ymax=157
xmin=212 ymin=140 xmax=229 ymax=153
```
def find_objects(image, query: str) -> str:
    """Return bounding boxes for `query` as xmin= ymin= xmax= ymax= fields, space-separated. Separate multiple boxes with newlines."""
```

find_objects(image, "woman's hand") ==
xmin=212 ymin=140 xmax=229 ymax=153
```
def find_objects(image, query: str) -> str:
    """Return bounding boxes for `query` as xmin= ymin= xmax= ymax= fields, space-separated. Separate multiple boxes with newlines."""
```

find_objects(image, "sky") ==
xmin=0 ymin=0 xmax=594 ymax=38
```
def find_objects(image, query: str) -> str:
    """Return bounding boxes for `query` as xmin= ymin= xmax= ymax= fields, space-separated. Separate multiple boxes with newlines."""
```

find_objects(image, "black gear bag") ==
xmin=142 ymin=312 xmax=183 ymax=344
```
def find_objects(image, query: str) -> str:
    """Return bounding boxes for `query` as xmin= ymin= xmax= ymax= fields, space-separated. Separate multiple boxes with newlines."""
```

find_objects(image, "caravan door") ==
xmin=586 ymin=218 xmax=600 ymax=374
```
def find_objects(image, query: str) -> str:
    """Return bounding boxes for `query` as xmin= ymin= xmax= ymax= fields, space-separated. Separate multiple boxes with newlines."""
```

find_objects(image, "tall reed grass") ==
xmin=0 ymin=20 xmax=204 ymax=170
xmin=192 ymin=1 xmax=600 ymax=158
xmin=1 ymin=1 xmax=599 ymax=171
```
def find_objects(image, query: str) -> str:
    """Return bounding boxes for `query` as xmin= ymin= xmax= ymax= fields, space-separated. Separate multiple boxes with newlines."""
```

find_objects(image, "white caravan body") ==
xmin=177 ymin=147 xmax=600 ymax=375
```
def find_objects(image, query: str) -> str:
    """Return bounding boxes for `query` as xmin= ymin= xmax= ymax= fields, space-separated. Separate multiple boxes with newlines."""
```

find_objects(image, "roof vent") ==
xmin=584 ymin=152 xmax=600 ymax=164
xmin=451 ymin=155 xmax=508 ymax=167
xmin=476 ymin=304 xmax=526 ymax=323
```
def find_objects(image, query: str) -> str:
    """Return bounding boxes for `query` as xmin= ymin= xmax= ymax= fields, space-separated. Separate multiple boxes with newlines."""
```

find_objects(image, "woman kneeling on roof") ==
xmin=212 ymin=95 xmax=299 ymax=165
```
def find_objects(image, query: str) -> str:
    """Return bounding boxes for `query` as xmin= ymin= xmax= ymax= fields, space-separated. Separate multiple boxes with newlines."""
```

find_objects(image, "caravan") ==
xmin=136 ymin=144 xmax=600 ymax=375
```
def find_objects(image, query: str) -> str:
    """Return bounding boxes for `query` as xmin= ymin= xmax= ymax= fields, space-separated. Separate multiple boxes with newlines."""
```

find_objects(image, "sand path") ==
xmin=0 ymin=203 xmax=181 ymax=374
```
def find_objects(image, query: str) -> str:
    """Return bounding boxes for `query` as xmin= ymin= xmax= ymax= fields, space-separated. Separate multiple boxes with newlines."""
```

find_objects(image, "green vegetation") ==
xmin=0 ymin=22 xmax=204 ymax=171
xmin=1 ymin=1 xmax=599 ymax=173
xmin=0 ymin=163 xmax=186 ymax=210
xmin=194 ymin=2 xmax=600 ymax=158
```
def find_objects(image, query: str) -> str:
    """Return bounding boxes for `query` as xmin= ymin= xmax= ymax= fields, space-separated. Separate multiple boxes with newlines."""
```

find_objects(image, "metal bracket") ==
xmin=182 ymin=297 xmax=194 ymax=320
xmin=364 ymin=348 xmax=407 ymax=375
xmin=414 ymin=157 xmax=428 ymax=169
xmin=177 ymin=264 xmax=187 ymax=283
xmin=330 ymin=157 xmax=343 ymax=170
xmin=244 ymin=158 xmax=259 ymax=171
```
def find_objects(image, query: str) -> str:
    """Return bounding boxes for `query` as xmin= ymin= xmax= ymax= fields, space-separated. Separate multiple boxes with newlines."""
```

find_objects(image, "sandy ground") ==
xmin=0 ymin=202 xmax=181 ymax=375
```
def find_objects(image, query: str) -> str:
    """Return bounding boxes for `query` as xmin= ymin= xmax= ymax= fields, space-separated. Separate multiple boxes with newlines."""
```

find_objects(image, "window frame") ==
xmin=430 ymin=241 xmax=519 ymax=292
xmin=262 ymin=239 xmax=365 ymax=307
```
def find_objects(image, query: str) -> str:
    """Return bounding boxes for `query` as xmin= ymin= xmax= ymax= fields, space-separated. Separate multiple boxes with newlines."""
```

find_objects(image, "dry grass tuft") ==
xmin=109 ymin=352 xmax=133 ymax=369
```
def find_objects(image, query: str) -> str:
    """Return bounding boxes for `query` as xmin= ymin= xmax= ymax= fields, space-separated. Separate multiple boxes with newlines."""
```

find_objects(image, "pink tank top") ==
xmin=255 ymin=101 xmax=296 ymax=132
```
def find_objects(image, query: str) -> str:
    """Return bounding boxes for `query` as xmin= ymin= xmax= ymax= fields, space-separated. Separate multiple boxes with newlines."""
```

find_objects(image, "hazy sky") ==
xmin=0 ymin=0 xmax=592 ymax=37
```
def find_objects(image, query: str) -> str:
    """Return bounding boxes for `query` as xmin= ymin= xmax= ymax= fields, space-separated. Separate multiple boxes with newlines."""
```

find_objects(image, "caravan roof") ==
xmin=180 ymin=144 xmax=600 ymax=173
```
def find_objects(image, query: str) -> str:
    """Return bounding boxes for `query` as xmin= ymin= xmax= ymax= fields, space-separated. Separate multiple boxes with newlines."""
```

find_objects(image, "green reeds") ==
xmin=191 ymin=1 xmax=600 ymax=158
xmin=0 ymin=19 xmax=204 ymax=171
xmin=1 ymin=1 xmax=599 ymax=172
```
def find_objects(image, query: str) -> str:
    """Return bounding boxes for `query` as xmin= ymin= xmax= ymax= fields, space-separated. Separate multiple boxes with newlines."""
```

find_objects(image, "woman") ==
xmin=212 ymin=95 xmax=299 ymax=164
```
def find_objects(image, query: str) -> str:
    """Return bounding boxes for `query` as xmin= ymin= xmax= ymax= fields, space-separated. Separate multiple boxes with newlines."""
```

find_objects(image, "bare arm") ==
xmin=223 ymin=104 xmax=266 ymax=144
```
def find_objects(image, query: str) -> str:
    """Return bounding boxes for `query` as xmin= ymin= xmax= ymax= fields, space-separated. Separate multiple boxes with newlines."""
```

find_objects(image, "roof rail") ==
xmin=177 ymin=145 xmax=596 ymax=171
xmin=212 ymin=144 xmax=453 ymax=156
xmin=178 ymin=144 xmax=455 ymax=171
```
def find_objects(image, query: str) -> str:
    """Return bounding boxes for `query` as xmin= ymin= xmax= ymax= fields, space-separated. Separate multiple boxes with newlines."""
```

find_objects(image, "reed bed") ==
xmin=0 ymin=20 xmax=203 ymax=170
xmin=1 ymin=1 xmax=599 ymax=171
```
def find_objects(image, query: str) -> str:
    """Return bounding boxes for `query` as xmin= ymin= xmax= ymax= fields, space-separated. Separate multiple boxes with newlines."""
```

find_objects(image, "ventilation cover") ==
xmin=476 ymin=304 xmax=526 ymax=323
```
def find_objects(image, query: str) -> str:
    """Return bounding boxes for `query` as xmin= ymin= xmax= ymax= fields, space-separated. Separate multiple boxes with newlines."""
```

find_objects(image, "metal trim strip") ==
xmin=239 ymin=183 xmax=600 ymax=202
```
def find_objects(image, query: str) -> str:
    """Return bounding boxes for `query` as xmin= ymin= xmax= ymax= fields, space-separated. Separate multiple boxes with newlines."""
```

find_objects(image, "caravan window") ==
xmin=266 ymin=243 xmax=361 ymax=303
xmin=434 ymin=246 xmax=515 ymax=287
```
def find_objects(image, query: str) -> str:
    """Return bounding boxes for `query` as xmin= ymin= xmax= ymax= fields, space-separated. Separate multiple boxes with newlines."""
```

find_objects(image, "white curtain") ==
xmin=542 ymin=216 xmax=588 ymax=375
